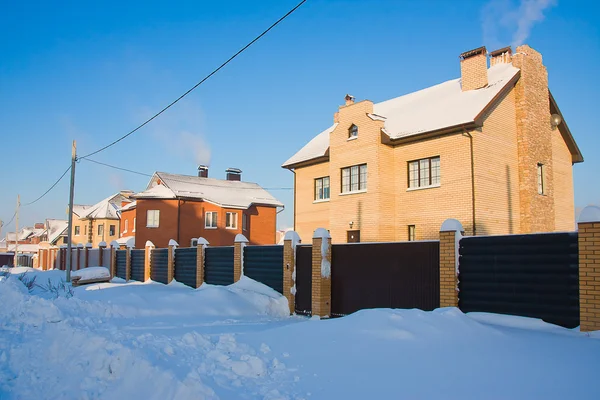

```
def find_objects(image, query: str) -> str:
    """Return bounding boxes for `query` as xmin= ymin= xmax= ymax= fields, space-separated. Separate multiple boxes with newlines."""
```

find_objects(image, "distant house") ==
xmin=71 ymin=191 xmax=134 ymax=247
xmin=282 ymin=44 xmax=583 ymax=243
xmin=131 ymin=167 xmax=284 ymax=248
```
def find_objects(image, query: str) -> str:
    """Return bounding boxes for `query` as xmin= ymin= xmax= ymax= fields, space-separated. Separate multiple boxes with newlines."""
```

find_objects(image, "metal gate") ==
xmin=294 ymin=245 xmax=312 ymax=316
xmin=151 ymin=248 xmax=169 ymax=284
xmin=115 ymin=250 xmax=127 ymax=279
xmin=458 ymin=232 xmax=579 ymax=328
xmin=243 ymin=245 xmax=284 ymax=293
xmin=175 ymin=247 xmax=197 ymax=288
xmin=205 ymin=246 xmax=234 ymax=286
xmin=130 ymin=249 xmax=145 ymax=282
xmin=331 ymin=241 xmax=440 ymax=316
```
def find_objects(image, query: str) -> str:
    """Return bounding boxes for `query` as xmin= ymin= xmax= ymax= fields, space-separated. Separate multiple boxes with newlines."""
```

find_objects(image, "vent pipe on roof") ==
xmin=344 ymin=94 xmax=355 ymax=106
xmin=459 ymin=46 xmax=488 ymax=91
xmin=198 ymin=165 xmax=208 ymax=178
xmin=226 ymin=168 xmax=242 ymax=181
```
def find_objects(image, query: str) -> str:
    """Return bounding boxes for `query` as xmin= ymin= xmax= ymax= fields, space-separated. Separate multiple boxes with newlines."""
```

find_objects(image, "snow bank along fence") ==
xmin=440 ymin=207 xmax=600 ymax=332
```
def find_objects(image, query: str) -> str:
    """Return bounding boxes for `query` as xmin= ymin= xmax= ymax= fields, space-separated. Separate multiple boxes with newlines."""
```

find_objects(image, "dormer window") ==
xmin=348 ymin=124 xmax=358 ymax=139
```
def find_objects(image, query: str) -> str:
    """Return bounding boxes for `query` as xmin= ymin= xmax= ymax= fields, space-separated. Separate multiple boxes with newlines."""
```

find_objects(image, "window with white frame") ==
xmin=109 ymin=225 xmax=115 ymax=236
xmin=205 ymin=211 xmax=217 ymax=228
xmin=348 ymin=124 xmax=358 ymax=138
xmin=124 ymin=219 xmax=128 ymax=233
xmin=408 ymin=225 xmax=416 ymax=241
xmin=191 ymin=238 xmax=198 ymax=247
xmin=537 ymin=163 xmax=545 ymax=195
xmin=314 ymin=176 xmax=330 ymax=200
xmin=147 ymin=210 xmax=160 ymax=228
xmin=133 ymin=217 xmax=136 ymax=232
xmin=98 ymin=224 xmax=104 ymax=236
xmin=408 ymin=156 xmax=440 ymax=189
xmin=226 ymin=212 xmax=238 ymax=229
xmin=242 ymin=213 xmax=248 ymax=231
xmin=341 ymin=164 xmax=367 ymax=193
xmin=74 ymin=226 xmax=80 ymax=236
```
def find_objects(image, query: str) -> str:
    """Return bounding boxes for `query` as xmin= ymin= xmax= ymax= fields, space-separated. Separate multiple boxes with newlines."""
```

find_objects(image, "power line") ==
xmin=79 ymin=0 xmax=307 ymax=160
xmin=21 ymin=165 xmax=72 ymax=206
xmin=1 ymin=211 xmax=17 ymax=228
xmin=83 ymin=158 xmax=292 ymax=190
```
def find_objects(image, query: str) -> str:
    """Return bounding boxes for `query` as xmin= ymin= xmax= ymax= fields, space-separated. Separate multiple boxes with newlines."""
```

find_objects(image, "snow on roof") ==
xmin=120 ymin=201 xmax=137 ymax=211
xmin=135 ymin=172 xmax=284 ymax=209
xmin=73 ymin=204 xmax=92 ymax=217
xmin=282 ymin=124 xmax=337 ymax=168
xmin=283 ymin=63 xmax=520 ymax=167
xmin=46 ymin=219 xmax=68 ymax=245
xmin=18 ymin=228 xmax=34 ymax=241
xmin=80 ymin=193 xmax=131 ymax=220
xmin=7 ymin=244 xmax=39 ymax=253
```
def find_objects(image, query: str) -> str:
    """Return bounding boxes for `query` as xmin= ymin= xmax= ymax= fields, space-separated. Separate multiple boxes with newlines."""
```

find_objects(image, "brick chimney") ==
xmin=489 ymin=46 xmax=512 ymax=66
xmin=34 ymin=223 xmax=44 ymax=229
xmin=198 ymin=165 xmax=208 ymax=178
xmin=344 ymin=94 xmax=355 ymax=106
xmin=226 ymin=168 xmax=242 ymax=181
xmin=460 ymin=46 xmax=488 ymax=91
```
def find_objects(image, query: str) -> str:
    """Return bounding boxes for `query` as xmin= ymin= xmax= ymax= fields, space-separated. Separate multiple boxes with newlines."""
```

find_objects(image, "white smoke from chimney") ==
xmin=481 ymin=0 xmax=557 ymax=50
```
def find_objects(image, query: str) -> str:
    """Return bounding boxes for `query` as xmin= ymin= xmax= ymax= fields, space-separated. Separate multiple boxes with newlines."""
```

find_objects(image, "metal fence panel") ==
xmin=205 ymin=246 xmax=234 ymax=286
xmin=295 ymin=245 xmax=312 ymax=316
xmin=151 ymin=248 xmax=169 ymax=284
xmin=331 ymin=241 xmax=440 ymax=317
xmin=130 ymin=249 xmax=145 ymax=282
xmin=243 ymin=245 xmax=283 ymax=293
xmin=175 ymin=247 xmax=197 ymax=288
xmin=458 ymin=232 xmax=579 ymax=328
xmin=115 ymin=250 xmax=127 ymax=279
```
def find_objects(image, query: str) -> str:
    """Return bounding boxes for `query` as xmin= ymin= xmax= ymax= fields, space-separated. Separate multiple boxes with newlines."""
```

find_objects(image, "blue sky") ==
xmin=1 ymin=0 xmax=599 ymax=233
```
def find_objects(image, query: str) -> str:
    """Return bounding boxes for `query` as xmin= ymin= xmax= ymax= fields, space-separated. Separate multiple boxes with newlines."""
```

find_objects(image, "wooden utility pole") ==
xmin=66 ymin=141 xmax=77 ymax=282
xmin=14 ymin=195 xmax=20 ymax=266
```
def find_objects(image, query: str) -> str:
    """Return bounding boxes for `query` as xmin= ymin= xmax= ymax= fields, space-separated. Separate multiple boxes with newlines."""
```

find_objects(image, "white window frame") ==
xmin=408 ymin=156 xmax=440 ymax=190
xmin=408 ymin=225 xmax=416 ymax=241
xmin=226 ymin=212 xmax=238 ymax=230
xmin=98 ymin=224 xmax=104 ymax=236
xmin=109 ymin=225 xmax=116 ymax=236
xmin=123 ymin=219 xmax=128 ymax=233
xmin=133 ymin=217 xmax=136 ymax=232
xmin=74 ymin=226 xmax=80 ymax=236
xmin=191 ymin=238 xmax=198 ymax=247
xmin=314 ymin=176 xmax=330 ymax=201
xmin=341 ymin=164 xmax=367 ymax=194
xmin=147 ymin=210 xmax=160 ymax=228
xmin=205 ymin=211 xmax=218 ymax=229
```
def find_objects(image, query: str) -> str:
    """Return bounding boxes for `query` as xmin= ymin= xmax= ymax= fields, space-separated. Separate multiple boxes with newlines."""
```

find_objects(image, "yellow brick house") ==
xmin=282 ymin=45 xmax=583 ymax=243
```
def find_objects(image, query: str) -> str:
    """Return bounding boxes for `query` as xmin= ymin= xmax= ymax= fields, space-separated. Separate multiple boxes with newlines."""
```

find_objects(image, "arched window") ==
xmin=348 ymin=124 xmax=358 ymax=138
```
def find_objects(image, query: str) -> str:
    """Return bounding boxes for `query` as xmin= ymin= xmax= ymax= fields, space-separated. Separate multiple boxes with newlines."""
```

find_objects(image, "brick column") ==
xmin=283 ymin=231 xmax=301 ymax=315
xmin=84 ymin=243 xmax=92 ymax=268
xmin=125 ymin=247 xmax=132 ymax=282
xmin=98 ymin=241 xmax=106 ymax=267
xmin=233 ymin=234 xmax=248 ymax=283
xmin=578 ymin=206 xmax=600 ymax=332
xmin=110 ymin=241 xmax=118 ymax=278
xmin=167 ymin=239 xmax=178 ymax=284
xmin=144 ymin=241 xmax=155 ymax=282
xmin=312 ymin=228 xmax=332 ymax=318
xmin=60 ymin=247 xmax=67 ymax=270
xmin=439 ymin=219 xmax=464 ymax=308
xmin=196 ymin=238 xmax=209 ymax=288
xmin=76 ymin=244 xmax=83 ymax=271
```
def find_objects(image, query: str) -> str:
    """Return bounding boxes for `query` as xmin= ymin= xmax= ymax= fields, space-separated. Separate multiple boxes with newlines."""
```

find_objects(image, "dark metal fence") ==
xmin=458 ymin=232 xmax=579 ymax=328
xmin=130 ymin=249 xmax=145 ymax=282
xmin=115 ymin=250 xmax=127 ymax=279
xmin=331 ymin=241 xmax=440 ymax=316
xmin=243 ymin=245 xmax=284 ymax=293
xmin=294 ymin=245 xmax=312 ymax=316
xmin=205 ymin=246 xmax=234 ymax=286
xmin=151 ymin=248 xmax=169 ymax=284
xmin=175 ymin=247 xmax=197 ymax=288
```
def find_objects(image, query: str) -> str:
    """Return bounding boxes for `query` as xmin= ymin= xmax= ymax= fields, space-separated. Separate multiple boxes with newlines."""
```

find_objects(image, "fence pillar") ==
xmin=110 ymin=241 xmax=119 ymax=278
xmin=168 ymin=239 xmax=178 ymax=283
xmin=98 ymin=241 xmax=107 ymax=267
xmin=439 ymin=219 xmax=464 ymax=308
xmin=144 ymin=241 xmax=155 ymax=282
xmin=76 ymin=244 xmax=83 ymax=270
xmin=196 ymin=238 xmax=209 ymax=288
xmin=85 ymin=243 xmax=92 ymax=268
xmin=283 ymin=231 xmax=301 ymax=315
xmin=125 ymin=245 xmax=133 ymax=282
xmin=312 ymin=228 xmax=332 ymax=318
xmin=578 ymin=206 xmax=600 ymax=332
xmin=60 ymin=246 xmax=66 ymax=270
xmin=233 ymin=234 xmax=249 ymax=282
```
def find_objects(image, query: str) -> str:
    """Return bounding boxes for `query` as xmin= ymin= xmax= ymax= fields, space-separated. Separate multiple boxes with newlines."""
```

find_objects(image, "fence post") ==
xmin=76 ymin=243 xmax=83 ymax=270
xmin=234 ymin=234 xmax=249 ymax=282
xmin=144 ymin=241 xmax=155 ymax=282
xmin=85 ymin=243 xmax=92 ymax=268
xmin=60 ymin=246 xmax=67 ymax=270
xmin=125 ymin=245 xmax=133 ymax=282
xmin=98 ymin=241 xmax=107 ymax=266
xmin=168 ymin=239 xmax=178 ymax=283
xmin=578 ymin=206 xmax=600 ymax=332
xmin=196 ymin=238 xmax=209 ymax=288
xmin=439 ymin=219 xmax=464 ymax=308
xmin=110 ymin=241 xmax=119 ymax=278
xmin=312 ymin=228 xmax=332 ymax=318
xmin=283 ymin=231 xmax=301 ymax=315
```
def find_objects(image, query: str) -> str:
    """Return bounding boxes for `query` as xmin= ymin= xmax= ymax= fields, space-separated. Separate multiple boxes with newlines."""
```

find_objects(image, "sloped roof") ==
xmin=73 ymin=204 xmax=92 ymax=217
xmin=120 ymin=201 xmax=137 ymax=211
xmin=78 ymin=193 xmax=132 ymax=220
xmin=134 ymin=172 xmax=284 ymax=209
xmin=18 ymin=228 xmax=34 ymax=241
xmin=46 ymin=219 xmax=68 ymax=244
xmin=282 ymin=63 xmax=521 ymax=168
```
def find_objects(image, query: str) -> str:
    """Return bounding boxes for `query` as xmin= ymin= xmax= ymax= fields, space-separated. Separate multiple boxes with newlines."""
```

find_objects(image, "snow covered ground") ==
xmin=1 ymin=267 xmax=599 ymax=399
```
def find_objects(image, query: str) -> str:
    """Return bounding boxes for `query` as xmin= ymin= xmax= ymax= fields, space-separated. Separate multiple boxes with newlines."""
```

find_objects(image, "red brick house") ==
xmin=131 ymin=167 xmax=284 ymax=248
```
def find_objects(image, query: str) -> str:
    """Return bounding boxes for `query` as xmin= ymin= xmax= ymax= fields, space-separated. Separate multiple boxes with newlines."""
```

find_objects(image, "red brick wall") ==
xmin=247 ymin=205 xmax=277 ymax=245
xmin=135 ymin=199 xmax=179 ymax=248
xmin=121 ymin=208 xmax=136 ymax=238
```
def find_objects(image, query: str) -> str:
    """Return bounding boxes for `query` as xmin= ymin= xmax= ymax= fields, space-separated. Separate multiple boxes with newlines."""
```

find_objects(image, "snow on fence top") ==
xmin=234 ymin=234 xmax=249 ymax=243
xmin=168 ymin=239 xmax=179 ymax=248
xmin=145 ymin=240 xmax=155 ymax=248
xmin=77 ymin=243 xmax=84 ymax=248
xmin=110 ymin=240 xmax=120 ymax=248
xmin=313 ymin=228 xmax=331 ymax=240
xmin=440 ymin=219 xmax=464 ymax=232
xmin=196 ymin=238 xmax=209 ymax=246
xmin=578 ymin=205 xmax=600 ymax=224
xmin=125 ymin=238 xmax=135 ymax=248
xmin=85 ymin=243 xmax=93 ymax=248
xmin=98 ymin=241 xmax=107 ymax=247
xmin=283 ymin=231 xmax=301 ymax=248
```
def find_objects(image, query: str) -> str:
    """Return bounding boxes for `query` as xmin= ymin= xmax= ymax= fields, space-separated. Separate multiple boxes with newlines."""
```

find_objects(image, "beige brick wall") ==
xmin=552 ymin=128 xmax=576 ymax=231
xmin=439 ymin=231 xmax=458 ymax=307
xmin=578 ymin=222 xmax=600 ymax=332
xmin=311 ymin=236 xmax=331 ymax=317
xmin=474 ymin=87 xmax=521 ymax=235
xmin=295 ymin=162 xmax=331 ymax=242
